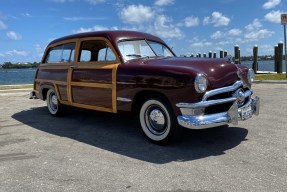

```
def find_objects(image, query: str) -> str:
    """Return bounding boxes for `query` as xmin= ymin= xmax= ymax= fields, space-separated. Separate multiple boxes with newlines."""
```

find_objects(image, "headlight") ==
xmin=247 ymin=68 xmax=255 ymax=84
xmin=194 ymin=73 xmax=208 ymax=93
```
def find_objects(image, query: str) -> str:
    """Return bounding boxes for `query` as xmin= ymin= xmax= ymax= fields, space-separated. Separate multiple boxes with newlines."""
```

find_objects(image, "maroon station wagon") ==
xmin=30 ymin=30 xmax=260 ymax=144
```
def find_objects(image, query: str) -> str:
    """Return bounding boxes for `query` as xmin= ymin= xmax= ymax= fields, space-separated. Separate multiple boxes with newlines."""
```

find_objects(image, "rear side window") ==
xmin=45 ymin=43 xmax=75 ymax=63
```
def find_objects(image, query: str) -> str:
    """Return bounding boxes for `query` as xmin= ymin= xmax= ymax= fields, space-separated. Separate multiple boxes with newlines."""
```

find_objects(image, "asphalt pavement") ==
xmin=0 ymin=83 xmax=287 ymax=192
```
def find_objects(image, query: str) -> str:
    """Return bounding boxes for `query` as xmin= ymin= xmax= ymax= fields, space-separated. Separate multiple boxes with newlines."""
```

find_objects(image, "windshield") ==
xmin=118 ymin=40 xmax=174 ymax=61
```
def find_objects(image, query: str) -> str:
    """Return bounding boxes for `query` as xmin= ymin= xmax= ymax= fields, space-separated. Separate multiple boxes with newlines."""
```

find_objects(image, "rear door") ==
xmin=36 ymin=40 xmax=76 ymax=102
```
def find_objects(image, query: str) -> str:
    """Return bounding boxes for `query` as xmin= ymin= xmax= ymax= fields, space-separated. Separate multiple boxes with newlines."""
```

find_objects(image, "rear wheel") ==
xmin=46 ymin=89 xmax=63 ymax=116
xmin=139 ymin=98 xmax=176 ymax=144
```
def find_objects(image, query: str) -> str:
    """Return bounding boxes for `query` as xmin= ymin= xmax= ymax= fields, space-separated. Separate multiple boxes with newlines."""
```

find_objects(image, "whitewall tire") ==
xmin=46 ymin=89 xmax=63 ymax=116
xmin=139 ymin=98 xmax=176 ymax=144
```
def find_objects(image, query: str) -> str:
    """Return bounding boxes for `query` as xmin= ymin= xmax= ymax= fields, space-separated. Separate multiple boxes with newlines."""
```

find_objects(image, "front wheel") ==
xmin=46 ymin=89 xmax=63 ymax=116
xmin=139 ymin=98 xmax=177 ymax=144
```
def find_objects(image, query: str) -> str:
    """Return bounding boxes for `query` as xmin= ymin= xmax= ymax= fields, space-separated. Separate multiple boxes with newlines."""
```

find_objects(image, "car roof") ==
xmin=48 ymin=30 xmax=165 ymax=46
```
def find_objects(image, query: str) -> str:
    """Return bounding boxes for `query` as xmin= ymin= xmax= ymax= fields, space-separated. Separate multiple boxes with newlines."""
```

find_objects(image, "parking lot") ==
xmin=0 ymin=83 xmax=287 ymax=192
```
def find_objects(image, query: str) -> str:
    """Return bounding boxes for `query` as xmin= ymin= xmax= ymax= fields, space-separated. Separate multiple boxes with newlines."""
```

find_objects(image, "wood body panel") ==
xmin=35 ymin=36 xmax=120 ymax=113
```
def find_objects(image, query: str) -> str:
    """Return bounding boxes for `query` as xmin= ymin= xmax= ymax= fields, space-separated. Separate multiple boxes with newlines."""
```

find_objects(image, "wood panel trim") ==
xmin=61 ymin=101 xmax=114 ymax=113
xmin=67 ymin=67 xmax=73 ymax=102
xmin=112 ymin=64 xmax=118 ymax=113
xmin=71 ymin=82 xmax=113 ymax=89
xmin=35 ymin=79 xmax=67 ymax=86
xmin=54 ymin=83 xmax=61 ymax=101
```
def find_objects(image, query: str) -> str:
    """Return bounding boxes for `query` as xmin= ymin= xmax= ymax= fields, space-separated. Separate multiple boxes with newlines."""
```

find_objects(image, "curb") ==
xmin=253 ymin=80 xmax=287 ymax=84
xmin=0 ymin=84 xmax=33 ymax=93
xmin=0 ymin=88 xmax=32 ymax=93
xmin=0 ymin=84 xmax=33 ymax=87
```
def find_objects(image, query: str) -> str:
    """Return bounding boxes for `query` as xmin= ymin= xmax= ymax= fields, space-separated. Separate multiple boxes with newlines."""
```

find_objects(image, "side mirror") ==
xmin=225 ymin=55 xmax=234 ymax=64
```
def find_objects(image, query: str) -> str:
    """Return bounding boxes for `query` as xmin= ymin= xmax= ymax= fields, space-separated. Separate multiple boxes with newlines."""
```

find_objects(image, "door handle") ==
xmin=69 ymin=65 xmax=77 ymax=69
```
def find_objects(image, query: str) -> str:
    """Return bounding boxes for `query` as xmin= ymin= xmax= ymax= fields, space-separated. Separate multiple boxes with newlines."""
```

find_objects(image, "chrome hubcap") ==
xmin=145 ymin=106 xmax=167 ymax=135
xmin=51 ymin=95 xmax=58 ymax=106
xmin=149 ymin=109 xmax=166 ymax=130
xmin=49 ymin=93 xmax=58 ymax=112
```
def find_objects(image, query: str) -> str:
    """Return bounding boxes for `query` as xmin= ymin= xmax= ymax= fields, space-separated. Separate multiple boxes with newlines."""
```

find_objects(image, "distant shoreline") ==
xmin=0 ymin=66 xmax=38 ymax=69
xmin=0 ymin=62 xmax=40 ymax=69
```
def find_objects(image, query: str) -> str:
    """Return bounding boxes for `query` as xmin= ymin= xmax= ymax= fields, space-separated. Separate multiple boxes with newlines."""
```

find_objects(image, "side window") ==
xmin=45 ymin=43 xmax=75 ymax=63
xmin=98 ymin=47 xmax=116 ymax=61
xmin=80 ymin=50 xmax=92 ymax=62
xmin=79 ymin=40 xmax=116 ymax=63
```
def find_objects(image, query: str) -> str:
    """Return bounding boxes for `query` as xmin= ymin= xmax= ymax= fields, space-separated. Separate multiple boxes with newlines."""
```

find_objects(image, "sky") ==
xmin=0 ymin=0 xmax=286 ymax=63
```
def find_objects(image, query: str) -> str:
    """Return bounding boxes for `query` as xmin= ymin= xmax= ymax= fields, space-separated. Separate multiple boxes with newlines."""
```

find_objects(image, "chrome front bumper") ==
xmin=176 ymin=81 xmax=260 ymax=129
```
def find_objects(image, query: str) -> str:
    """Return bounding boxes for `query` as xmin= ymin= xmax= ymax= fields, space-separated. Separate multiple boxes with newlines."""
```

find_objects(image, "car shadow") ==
xmin=12 ymin=106 xmax=248 ymax=164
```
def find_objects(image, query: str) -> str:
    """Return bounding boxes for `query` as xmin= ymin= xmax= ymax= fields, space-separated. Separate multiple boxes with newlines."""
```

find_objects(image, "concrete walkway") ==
xmin=0 ymin=83 xmax=287 ymax=192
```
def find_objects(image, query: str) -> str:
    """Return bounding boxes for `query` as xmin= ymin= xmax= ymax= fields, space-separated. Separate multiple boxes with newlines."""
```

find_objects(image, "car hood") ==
xmin=137 ymin=57 xmax=241 ymax=89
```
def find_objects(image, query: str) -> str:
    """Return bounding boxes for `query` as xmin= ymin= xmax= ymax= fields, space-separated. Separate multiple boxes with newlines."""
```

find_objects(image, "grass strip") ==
xmin=255 ymin=73 xmax=286 ymax=80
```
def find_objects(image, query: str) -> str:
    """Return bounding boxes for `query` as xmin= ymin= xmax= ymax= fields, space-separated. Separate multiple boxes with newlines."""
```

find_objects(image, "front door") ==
xmin=67 ymin=38 xmax=120 ymax=113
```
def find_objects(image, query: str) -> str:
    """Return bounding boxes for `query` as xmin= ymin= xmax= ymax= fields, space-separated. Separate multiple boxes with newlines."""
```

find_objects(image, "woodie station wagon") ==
xmin=30 ymin=31 xmax=260 ymax=144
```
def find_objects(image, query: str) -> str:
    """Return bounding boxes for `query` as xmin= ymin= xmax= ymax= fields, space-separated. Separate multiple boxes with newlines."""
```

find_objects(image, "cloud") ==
xmin=64 ymin=16 xmax=106 ymax=21
xmin=73 ymin=25 xmax=118 ymax=33
xmin=6 ymin=31 xmax=22 ymax=40
xmin=34 ymin=44 xmax=44 ymax=53
xmin=0 ymin=50 xmax=28 ymax=57
xmin=217 ymin=41 xmax=231 ymax=46
xmin=228 ymin=28 xmax=242 ymax=36
xmin=74 ymin=4 xmax=183 ymax=40
xmin=262 ymin=0 xmax=281 ymax=9
xmin=203 ymin=12 xmax=230 ymax=27
xmin=154 ymin=0 xmax=174 ymax=6
xmin=203 ymin=17 xmax=210 ymax=25
xmin=264 ymin=10 xmax=283 ymax=23
xmin=85 ymin=0 xmax=105 ymax=4
xmin=184 ymin=16 xmax=199 ymax=27
xmin=0 ymin=50 xmax=30 ymax=63
xmin=120 ymin=4 xmax=154 ymax=25
xmin=190 ymin=40 xmax=213 ymax=48
xmin=50 ymin=0 xmax=74 ymax=3
xmin=211 ymin=29 xmax=241 ymax=39
xmin=244 ymin=29 xmax=274 ymax=40
xmin=211 ymin=31 xmax=224 ymax=39
xmin=22 ymin=13 xmax=32 ymax=17
xmin=153 ymin=15 xmax=184 ymax=39
xmin=33 ymin=44 xmax=46 ymax=59
xmin=245 ymin=19 xmax=262 ymax=31
xmin=0 ymin=20 xmax=7 ymax=30
xmin=243 ymin=18 xmax=274 ymax=42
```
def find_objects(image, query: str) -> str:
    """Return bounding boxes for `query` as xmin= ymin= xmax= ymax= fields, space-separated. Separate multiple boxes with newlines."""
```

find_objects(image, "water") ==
xmin=0 ymin=60 xmax=286 ymax=85
xmin=0 ymin=68 xmax=36 ymax=85
xmin=242 ymin=60 xmax=286 ymax=72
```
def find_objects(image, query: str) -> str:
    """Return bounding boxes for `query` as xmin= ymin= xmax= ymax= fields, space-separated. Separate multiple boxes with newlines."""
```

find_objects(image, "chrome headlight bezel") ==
xmin=194 ymin=73 xmax=208 ymax=93
xmin=247 ymin=68 xmax=255 ymax=84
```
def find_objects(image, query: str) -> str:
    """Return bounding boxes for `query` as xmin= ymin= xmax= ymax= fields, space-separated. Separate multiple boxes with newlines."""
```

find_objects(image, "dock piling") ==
xmin=253 ymin=45 xmax=258 ymax=73
xmin=234 ymin=45 xmax=240 ymax=64
xmin=278 ymin=42 xmax=283 ymax=73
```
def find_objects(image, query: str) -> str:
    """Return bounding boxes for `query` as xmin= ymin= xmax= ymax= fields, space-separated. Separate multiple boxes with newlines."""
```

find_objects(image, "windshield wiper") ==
xmin=126 ymin=54 xmax=149 ymax=59
xmin=126 ymin=54 xmax=141 ymax=57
